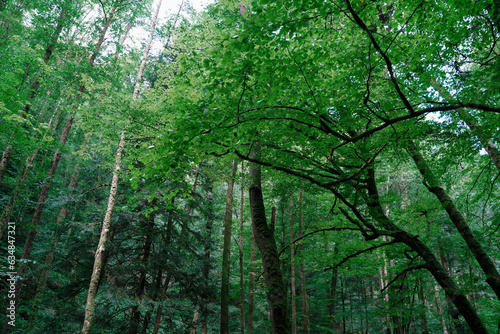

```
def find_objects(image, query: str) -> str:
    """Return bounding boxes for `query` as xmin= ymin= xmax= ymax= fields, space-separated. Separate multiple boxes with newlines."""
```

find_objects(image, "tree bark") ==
xmin=81 ymin=132 xmax=125 ymax=334
xmin=248 ymin=142 xmax=290 ymax=334
xmin=407 ymin=139 xmax=500 ymax=300
xmin=132 ymin=0 xmax=162 ymax=99
xmin=221 ymin=161 xmax=237 ymax=333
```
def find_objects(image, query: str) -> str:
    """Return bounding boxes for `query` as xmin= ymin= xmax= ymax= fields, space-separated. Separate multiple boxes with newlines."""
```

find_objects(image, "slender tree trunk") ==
xmin=114 ymin=21 xmax=133 ymax=59
xmin=247 ymin=226 xmax=257 ymax=334
xmin=365 ymin=167 xmax=488 ymax=333
xmin=28 ymin=163 xmax=80 ymax=328
xmin=248 ymin=142 xmax=290 ymax=334
xmin=0 ymin=149 xmax=37 ymax=240
xmin=239 ymin=162 xmax=245 ymax=334
xmin=417 ymin=277 xmax=430 ymax=334
xmin=2 ymin=114 xmax=75 ymax=333
xmin=329 ymin=245 xmax=338 ymax=331
xmin=152 ymin=272 xmax=172 ymax=334
xmin=81 ymin=132 xmax=125 ymax=334
xmin=298 ymin=189 xmax=310 ymax=333
xmin=133 ymin=0 xmax=162 ymax=99
xmin=407 ymin=140 xmax=500 ymax=300
xmin=0 ymin=145 xmax=12 ymax=185
xmin=289 ymin=195 xmax=297 ymax=334
xmin=18 ymin=113 xmax=74 ymax=266
xmin=221 ymin=161 xmax=237 ymax=333
xmin=128 ymin=213 xmax=155 ymax=334
xmin=201 ymin=184 xmax=213 ymax=334
xmin=21 ymin=6 xmax=68 ymax=116
xmin=89 ymin=5 xmax=117 ymax=67
xmin=433 ymin=284 xmax=449 ymax=334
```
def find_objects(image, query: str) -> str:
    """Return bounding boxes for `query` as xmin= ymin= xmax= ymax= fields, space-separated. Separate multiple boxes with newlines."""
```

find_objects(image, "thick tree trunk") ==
xmin=298 ymin=189 xmax=310 ymax=333
xmin=81 ymin=132 xmax=125 ymax=334
xmin=366 ymin=167 xmax=488 ymax=333
xmin=133 ymin=0 xmax=162 ymax=99
xmin=248 ymin=142 xmax=290 ymax=334
xmin=407 ymin=140 xmax=500 ymax=300
xmin=221 ymin=161 xmax=237 ymax=333
xmin=289 ymin=195 xmax=297 ymax=334
xmin=239 ymin=162 xmax=245 ymax=334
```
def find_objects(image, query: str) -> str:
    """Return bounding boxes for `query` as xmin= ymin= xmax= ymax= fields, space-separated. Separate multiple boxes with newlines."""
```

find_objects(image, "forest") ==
xmin=0 ymin=0 xmax=499 ymax=333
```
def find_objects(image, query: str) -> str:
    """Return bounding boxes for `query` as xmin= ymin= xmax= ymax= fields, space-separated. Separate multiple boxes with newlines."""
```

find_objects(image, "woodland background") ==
xmin=0 ymin=0 xmax=499 ymax=333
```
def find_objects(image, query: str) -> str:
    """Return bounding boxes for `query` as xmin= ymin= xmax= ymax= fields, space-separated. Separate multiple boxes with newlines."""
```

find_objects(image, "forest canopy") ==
xmin=0 ymin=0 xmax=499 ymax=333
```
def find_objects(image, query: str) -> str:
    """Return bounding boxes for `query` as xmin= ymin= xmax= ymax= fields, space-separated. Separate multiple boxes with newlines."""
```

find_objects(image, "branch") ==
xmin=278 ymin=226 xmax=360 ymax=257
xmin=324 ymin=239 xmax=398 ymax=271
xmin=381 ymin=264 xmax=428 ymax=292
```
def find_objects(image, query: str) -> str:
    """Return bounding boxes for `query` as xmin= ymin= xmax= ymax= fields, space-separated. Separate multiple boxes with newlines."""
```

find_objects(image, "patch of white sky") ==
xmin=127 ymin=0 xmax=214 ymax=56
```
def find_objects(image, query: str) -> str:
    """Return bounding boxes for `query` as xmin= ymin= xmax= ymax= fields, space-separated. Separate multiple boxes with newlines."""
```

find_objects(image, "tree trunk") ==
xmin=115 ymin=21 xmax=133 ymax=59
xmin=407 ymin=140 xmax=500 ymax=300
xmin=152 ymin=272 xmax=172 ymax=334
xmin=247 ymin=226 xmax=257 ymax=334
xmin=221 ymin=161 xmax=237 ymax=333
xmin=0 ymin=149 xmax=38 ymax=240
xmin=0 ymin=145 xmax=12 ymax=185
xmin=239 ymin=162 xmax=245 ymax=334
xmin=2 ymin=114 xmax=75 ymax=333
xmin=132 ymin=0 xmax=162 ymax=99
xmin=128 ymin=212 xmax=155 ymax=334
xmin=28 ymin=163 xmax=80 ymax=328
xmin=18 ymin=113 xmax=74 ymax=267
xmin=89 ymin=5 xmax=117 ymax=67
xmin=248 ymin=142 xmax=290 ymax=334
xmin=81 ymin=132 xmax=125 ymax=334
xmin=298 ymin=189 xmax=310 ymax=334
xmin=365 ymin=167 xmax=488 ymax=333
xmin=289 ymin=195 xmax=297 ymax=334
xmin=21 ymin=6 xmax=68 ymax=116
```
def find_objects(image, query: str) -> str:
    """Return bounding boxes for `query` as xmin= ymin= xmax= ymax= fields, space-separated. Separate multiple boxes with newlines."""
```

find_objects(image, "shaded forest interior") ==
xmin=0 ymin=0 xmax=499 ymax=333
